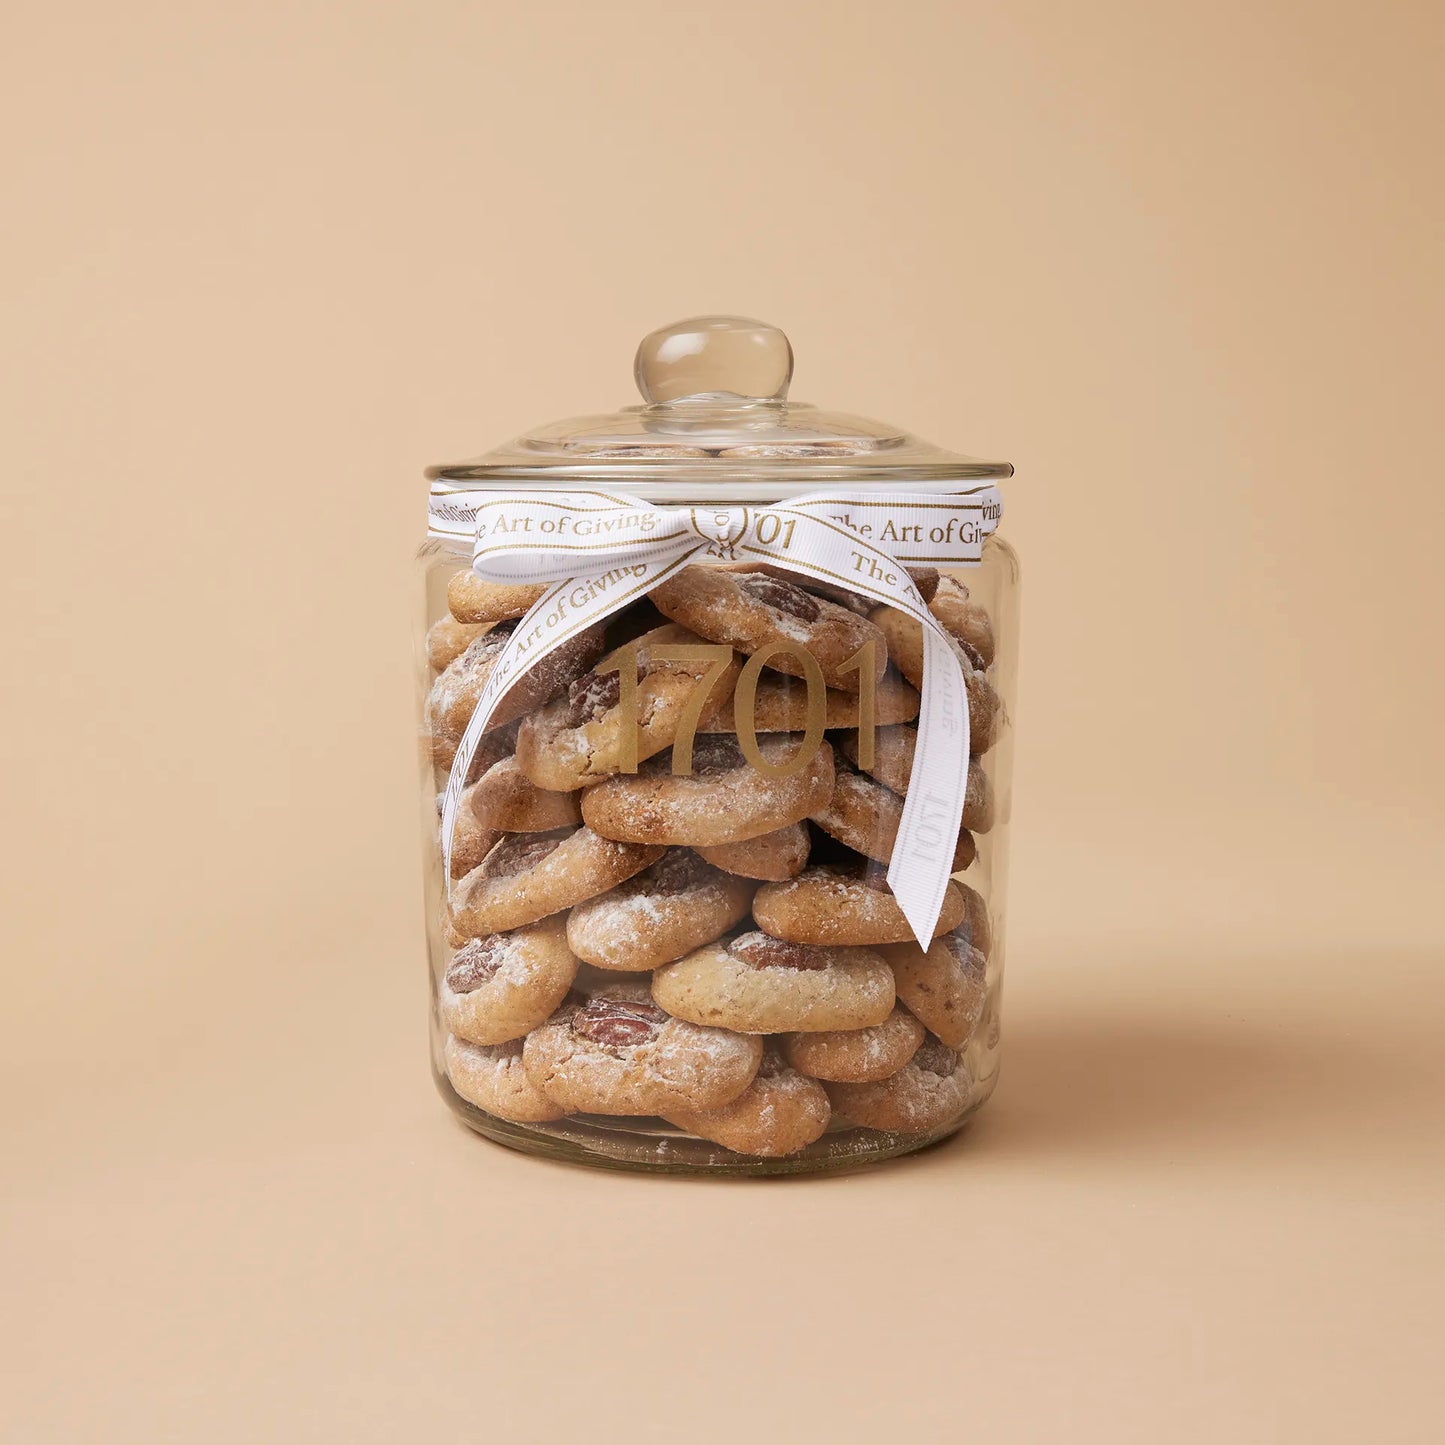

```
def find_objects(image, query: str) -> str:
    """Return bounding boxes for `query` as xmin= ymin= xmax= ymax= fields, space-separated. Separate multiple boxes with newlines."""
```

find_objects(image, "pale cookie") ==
xmin=451 ymin=827 xmax=664 ymax=935
xmin=928 ymin=575 xmax=996 ymax=668
xmin=469 ymin=756 xmax=583 ymax=833
xmin=446 ymin=569 xmax=548 ymax=625
xmin=651 ymin=932 xmax=895 ymax=1034
xmin=443 ymin=1035 xmax=567 ymax=1123
xmin=438 ymin=917 xmax=579 ymax=1046
xmin=515 ymin=624 xmax=742 ymax=792
xmin=810 ymin=761 xmax=976 ymax=872
xmin=697 ymin=669 xmax=919 ymax=733
xmin=840 ymin=725 xmax=995 ymax=832
xmin=664 ymin=1049 xmax=831 ymax=1157
xmin=827 ymin=1036 xmax=973 ymax=1133
xmin=522 ymin=982 xmax=763 ymax=1115
xmin=880 ymin=934 xmax=988 ymax=1048
xmin=696 ymin=822 xmax=810 ymax=881
xmin=867 ymin=607 xmax=1002 ymax=754
xmin=752 ymin=863 xmax=967 ymax=946
xmin=782 ymin=1004 xmax=926 ymax=1083
xmin=650 ymin=566 xmax=887 ymax=692
xmin=427 ymin=616 xmax=493 ymax=671
xmin=565 ymin=850 xmax=753 ymax=971
xmin=426 ymin=622 xmax=608 ymax=747
xmin=581 ymin=734 xmax=834 ymax=847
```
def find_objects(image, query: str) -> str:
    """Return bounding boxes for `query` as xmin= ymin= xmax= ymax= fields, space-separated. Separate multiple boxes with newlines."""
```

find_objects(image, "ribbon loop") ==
xmin=434 ymin=485 xmax=1002 ymax=945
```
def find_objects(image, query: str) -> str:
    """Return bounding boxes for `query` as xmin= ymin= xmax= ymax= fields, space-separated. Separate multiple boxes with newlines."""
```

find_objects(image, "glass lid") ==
xmin=427 ymin=316 xmax=1012 ymax=500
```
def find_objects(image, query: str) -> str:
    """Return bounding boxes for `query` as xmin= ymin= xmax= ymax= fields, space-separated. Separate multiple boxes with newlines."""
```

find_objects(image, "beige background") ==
xmin=3 ymin=1 xmax=1443 ymax=1440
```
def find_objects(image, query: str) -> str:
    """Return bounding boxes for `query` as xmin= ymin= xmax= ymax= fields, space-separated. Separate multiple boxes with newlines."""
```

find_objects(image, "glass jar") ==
xmin=415 ymin=317 xmax=1018 ymax=1175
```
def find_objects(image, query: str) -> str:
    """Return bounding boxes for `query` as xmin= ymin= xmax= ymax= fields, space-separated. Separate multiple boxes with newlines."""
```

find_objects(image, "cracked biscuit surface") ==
xmin=581 ymin=734 xmax=834 ymax=847
xmin=522 ymin=981 xmax=763 ymax=1115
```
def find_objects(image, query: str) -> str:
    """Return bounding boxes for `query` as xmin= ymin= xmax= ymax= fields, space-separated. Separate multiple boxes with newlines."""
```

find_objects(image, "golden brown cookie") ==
xmin=443 ymin=1035 xmax=567 ymax=1123
xmin=880 ymin=934 xmax=987 ymax=1048
xmin=428 ymin=719 xmax=519 ymax=787
xmin=426 ymin=617 xmax=493 ymax=671
xmin=451 ymin=827 xmax=664 ymax=935
xmin=752 ymin=863 xmax=967 ymax=946
xmin=426 ymin=622 xmax=608 ymax=749
xmin=652 ymin=932 xmax=895 ymax=1034
xmin=728 ymin=563 xmax=939 ymax=613
xmin=650 ymin=567 xmax=887 ymax=692
xmin=438 ymin=917 xmax=579 ymax=1046
xmin=581 ymin=735 xmax=834 ymax=847
xmin=514 ymin=624 xmax=742 ymax=792
xmin=782 ymin=1004 xmax=926 ymax=1083
xmin=446 ymin=569 xmax=548 ymax=625
xmin=522 ymin=982 xmax=763 ymax=1115
xmin=827 ymin=1036 xmax=973 ymax=1133
xmin=867 ymin=606 xmax=1002 ymax=754
xmin=468 ymin=757 xmax=583 ymax=833
xmin=565 ymin=850 xmax=753 ymax=971
xmin=839 ymin=725 xmax=995 ymax=833
xmin=439 ymin=786 xmax=502 ymax=880
xmin=696 ymin=822 xmax=810 ymax=881
xmin=928 ymin=575 xmax=995 ymax=668
xmin=810 ymin=761 xmax=976 ymax=872
xmin=956 ymin=880 xmax=994 ymax=959
xmin=664 ymin=1049 xmax=831 ymax=1157
xmin=697 ymin=669 xmax=919 ymax=733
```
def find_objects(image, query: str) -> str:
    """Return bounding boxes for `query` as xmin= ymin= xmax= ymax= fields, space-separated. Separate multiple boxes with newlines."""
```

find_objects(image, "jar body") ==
xmin=415 ymin=522 xmax=1020 ymax=1175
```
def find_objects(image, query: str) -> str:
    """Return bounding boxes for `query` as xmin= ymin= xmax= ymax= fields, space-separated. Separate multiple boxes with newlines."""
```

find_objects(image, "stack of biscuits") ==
xmin=423 ymin=560 xmax=1004 ymax=1159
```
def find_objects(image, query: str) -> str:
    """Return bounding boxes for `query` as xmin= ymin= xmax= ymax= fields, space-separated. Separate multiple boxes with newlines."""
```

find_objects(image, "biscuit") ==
xmin=451 ymin=827 xmax=664 ymax=935
xmin=956 ymin=880 xmax=994 ymax=959
xmin=443 ymin=1035 xmax=567 ymax=1123
xmin=522 ymin=982 xmax=763 ymax=1115
xmin=752 ymin=863 xmax=966 ymax=946
xmin=839 ymin=725 xmax=995 ymax=832
xmin=827 ymin=1036 xmax=973 ymax=1133
xmin=428 ymin=719 xmax=518 ymax=787
xmin=515 ymin=624 xmax=742 ymax=791
xmin=426 ymin=616 xmax=493 ymax=671
xmin=927 ymin=575 xmax=996 ymax=668
xmin=664 ymin=1049 xmax=831 ymax=1157
xmin=440 ymin=785 xmax=502 ymax=879
xmin=446 ymin=569 xmax=548 ymax=625
xmin=695 ymin=822 xmax=810 ymax=881
xmin=733 ymin=562 xmax=940 ymax=614
xmin=581 ymin=734 xmax=834 ymax=847
xmin=565 ymin=850 xmax=753 ymax=971
xmin=879 ymin=934 xmax=987 ymax=1048
xmin=650 ymin=566 xmax=887 ymax=692
xmin=867 ymin=606 xmax=1002 ymax=754
xmin=438 ymin=917 xmax=579 ymax=1045
xmin=426 ymin=622 xmax=608 ymax=748
xmin=810 ymin=761 xmax=976 ymax=871
xmin=782 ymin=1004 xmax=926 ymax=1083
xmin=651 ymin=932 xmax=895 ymax=1034
xmin=697 ymin=669 xmax=919 ymax=733
xmin=468 ymin=756 xmax=583 ymax=833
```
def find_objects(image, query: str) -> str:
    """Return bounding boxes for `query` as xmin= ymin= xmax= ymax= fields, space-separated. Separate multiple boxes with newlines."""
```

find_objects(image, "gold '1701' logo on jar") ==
xmin=599 ymin=641 xmax=878 ymax=779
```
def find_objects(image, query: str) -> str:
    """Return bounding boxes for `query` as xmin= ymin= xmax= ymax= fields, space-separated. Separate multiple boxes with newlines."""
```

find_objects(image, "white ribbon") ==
xmin=435 ymin=485 xmax=1003 ymax=946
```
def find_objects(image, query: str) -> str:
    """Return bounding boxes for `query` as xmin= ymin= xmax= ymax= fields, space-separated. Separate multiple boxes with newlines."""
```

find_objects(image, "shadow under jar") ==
xmin=415 ymin=316 xmax=1019 ymax=1175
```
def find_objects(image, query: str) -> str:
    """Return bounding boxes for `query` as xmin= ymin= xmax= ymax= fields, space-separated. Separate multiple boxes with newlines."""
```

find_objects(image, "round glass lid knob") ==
xmin=634 ymin=315 xmax=794 ymax=405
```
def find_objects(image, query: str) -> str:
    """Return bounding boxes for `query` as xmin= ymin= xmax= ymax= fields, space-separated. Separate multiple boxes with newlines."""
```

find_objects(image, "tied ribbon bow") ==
xmin=436 ymin=486 xmax=1002 ymax=946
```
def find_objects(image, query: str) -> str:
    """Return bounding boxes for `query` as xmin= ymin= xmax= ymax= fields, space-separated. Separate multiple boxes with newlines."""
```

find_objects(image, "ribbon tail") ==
xmin=887 ymin=619 xmax=972 ymax=948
